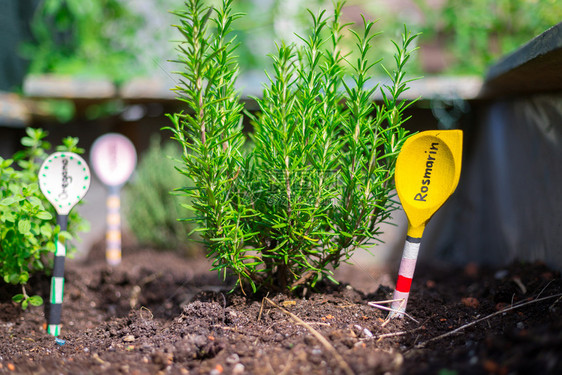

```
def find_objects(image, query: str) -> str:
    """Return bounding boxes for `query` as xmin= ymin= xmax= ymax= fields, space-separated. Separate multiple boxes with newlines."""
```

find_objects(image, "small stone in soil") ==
xmin=226 ymin=353 xmax=240 ymax=364
xmin=495 ymin=270 xmax=509 ymax=279
xmin=232 ymin=363 xmax=244 ymax=375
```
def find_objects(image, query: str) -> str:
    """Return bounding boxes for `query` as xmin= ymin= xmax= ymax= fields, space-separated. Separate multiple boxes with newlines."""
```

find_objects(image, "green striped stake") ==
xmin=38 ymin=152 xmax=91 ymax=337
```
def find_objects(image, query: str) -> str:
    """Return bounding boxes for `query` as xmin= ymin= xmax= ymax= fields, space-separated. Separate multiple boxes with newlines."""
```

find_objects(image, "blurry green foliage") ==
xmin=413 ymin=0 xmax=562 ymax=74
xmin=123 ymin=137 xmax=198 ymax=254
xmin=35 ymin=99 xmax=75 ymax=122
xmin=190 ymin=0 xmax=562 ymax=76
xmin=19 ymin=0 xmax=561 ymax=82
xmin=84 ymin=101 xmax=124 ymax=121
xmin=188 ymin=0 xmax=562 ymax=75
xmin=21 ymin=0 xmax=144 ymax=83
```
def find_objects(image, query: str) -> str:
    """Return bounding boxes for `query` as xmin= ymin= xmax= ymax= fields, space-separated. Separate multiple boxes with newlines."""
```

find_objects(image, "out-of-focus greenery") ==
xmin=412 ymin=0 xmax=562 ymax=74
xmin=123 ymin=137 xmax=198 ymax=254
xmin=194 ymin=0 xmax=562 ymax=76
xmin=20 ymin=0 xmax=562 ymax=82
xmin=21 ymin=0 xmax=144 ymax=83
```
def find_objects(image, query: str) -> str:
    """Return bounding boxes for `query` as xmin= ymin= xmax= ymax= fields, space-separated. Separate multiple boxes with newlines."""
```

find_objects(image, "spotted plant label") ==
xmin=38 ymin=152 xmax=91 ymax=215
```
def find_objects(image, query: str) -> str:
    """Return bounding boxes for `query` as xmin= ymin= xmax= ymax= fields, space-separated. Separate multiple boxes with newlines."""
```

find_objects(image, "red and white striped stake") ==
xmin=90 ymin=133 xmax=136 ymax=266
xmin=390 ymin=236 xmax=421 ymax=315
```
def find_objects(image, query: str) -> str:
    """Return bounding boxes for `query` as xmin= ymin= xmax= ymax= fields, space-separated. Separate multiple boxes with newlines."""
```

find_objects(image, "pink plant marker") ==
xmin=90 ymin=133 xmax=137 ymax=266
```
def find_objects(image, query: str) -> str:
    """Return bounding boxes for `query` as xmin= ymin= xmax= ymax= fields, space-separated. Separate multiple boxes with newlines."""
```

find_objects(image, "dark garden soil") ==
xmin=1 ymin=245 xmax=561 ymax=375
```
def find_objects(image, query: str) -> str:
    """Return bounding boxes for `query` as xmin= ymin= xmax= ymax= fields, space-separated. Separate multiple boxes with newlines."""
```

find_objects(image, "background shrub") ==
xmin=124 ymin=136 xmax=197 ymax=254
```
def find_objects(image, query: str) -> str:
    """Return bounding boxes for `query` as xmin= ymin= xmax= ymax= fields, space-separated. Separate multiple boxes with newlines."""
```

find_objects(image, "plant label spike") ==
xmin=90 ymin=133 xmax=137 ymax=266
xmin=388 ymin=130 xmax=463 ymax=319
xmin=38 ymin=152 xmax=91 ymax=337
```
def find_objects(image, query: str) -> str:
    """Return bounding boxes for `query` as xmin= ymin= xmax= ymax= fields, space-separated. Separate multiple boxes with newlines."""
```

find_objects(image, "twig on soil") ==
xmin=291 ymin=270 xmax=315 ymax=289
xmin=537 ymin=280 xmax=554 ymax=299
xmin=512 ymin=277 xmax=527 ymax=294
xmin=549 ymin=295 xmax=562 ymax=311
xmin=414 ymin=292 xmax=562 ymax=349
xmin=257 ymin=293 xmax=269 ymax=322
xmin=212 ymin=325 xmax=238 ymax=332
xmin=220 ymin=293 xmax=227 ymax=324
xmin=140 ymin=306 xmax=154 ymax=320
xmin=278 ymin=354 xmax=293 ymax=375
xmin=129 ymin=273 xmax=163 ymax=308
xmin=139 ymin=272 xmax=162 ymax=286
xmin=369 ymin=315 xmax=434 ymax=341
xmin=367 ymin=300 xmax=419 ymax=324
xmin=264 ymin=297 xmax=356 ymax=375
xmin=368 ymin=298 xmax=403 ymax=304
xmin=130 ymin=285 xmax=141 ymax=308
xmin=92 ymin=353 xmax=108 ymax=365
xmin=265 ymin=357 xmax=276 ymax=375
xmin=371 ymin=325 xmax=426 ymax=341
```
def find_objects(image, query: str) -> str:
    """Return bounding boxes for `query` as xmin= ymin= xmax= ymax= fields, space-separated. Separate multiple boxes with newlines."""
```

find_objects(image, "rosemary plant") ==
xmin=168 ymin=0 xmax=418 ymax=293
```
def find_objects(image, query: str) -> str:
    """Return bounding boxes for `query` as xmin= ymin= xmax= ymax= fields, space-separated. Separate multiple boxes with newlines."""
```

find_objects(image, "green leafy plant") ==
xmin=22 ymin=0 xmax=144 ymax=83
xmin=124 ymin=136 xmax=197 ymax=253
xmin=168 ymin=0 xmax=418 ymax=292
xmin=0 ymin=128 xmax=88 ymax=309
xmin=413 ymin=0 xmax=562 ymax=74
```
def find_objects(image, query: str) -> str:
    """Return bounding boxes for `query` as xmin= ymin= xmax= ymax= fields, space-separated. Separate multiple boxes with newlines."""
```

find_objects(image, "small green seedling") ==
xmin=39 ymin=152 xmax=91 ymax=337
xmin=387 ymin=130 xmax=463 ymax=318
xmin=11 ymin=292 xmax=44 ymax=311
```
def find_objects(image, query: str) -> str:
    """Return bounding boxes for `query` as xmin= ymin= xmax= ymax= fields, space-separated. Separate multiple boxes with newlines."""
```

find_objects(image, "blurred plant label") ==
xmin=90 ymin=133 xmax=137 ymax=187
xmin=39 ymin=152 xmax=91 ymax=215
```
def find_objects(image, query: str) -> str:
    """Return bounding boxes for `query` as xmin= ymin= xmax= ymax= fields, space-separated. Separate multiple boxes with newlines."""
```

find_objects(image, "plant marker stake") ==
xmin=388 ymin=130 xmax=463 ymax=319
xmin=90 ymin=133 xmax=137 ymax=266
xmin=38 ymin=152 xmax=91 ymax=337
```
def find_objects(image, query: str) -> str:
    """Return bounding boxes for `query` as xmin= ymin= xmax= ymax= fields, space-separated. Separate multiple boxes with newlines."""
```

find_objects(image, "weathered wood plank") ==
xmin=482 ymin=22 xmax=562 ymax=98
xmin=0 ymin=92 xmax=30 ymax=127
xmin=23 ymin=75 xmax=116 ymax=99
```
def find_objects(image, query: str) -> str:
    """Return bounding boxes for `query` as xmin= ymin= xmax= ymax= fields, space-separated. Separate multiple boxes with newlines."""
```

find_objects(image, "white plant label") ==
xmin=90 ymin=133 xmax=137 ymax=187
xmin=39 ymin=152 xmax=91 ymax=215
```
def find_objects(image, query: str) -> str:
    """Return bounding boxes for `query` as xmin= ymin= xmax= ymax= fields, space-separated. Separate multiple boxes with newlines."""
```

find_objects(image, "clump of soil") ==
xmin=1 ymin=248 xmax=561 ymax=374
